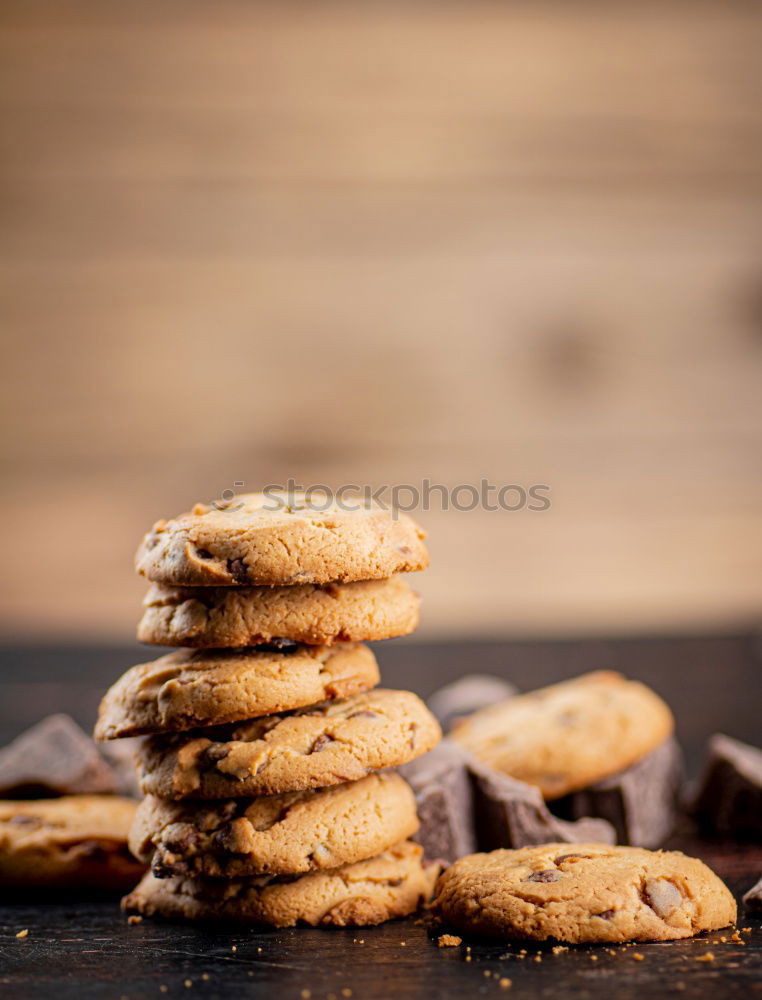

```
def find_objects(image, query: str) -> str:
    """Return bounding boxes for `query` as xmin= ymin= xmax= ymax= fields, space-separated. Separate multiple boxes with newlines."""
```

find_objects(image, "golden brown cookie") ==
xmin=432 ymin=843 xmax=736 ymax=943
xmin=123 ymin=840 xmax=437 ymax=927
xmin=451 ymin=671 xmax=674 ymax=799
xmin=95 ymin=643 xmax=379 ymax=740
xmin=0 ymin=795 xmax=145 ymax=890
xmin=137 ymin=689 xmax=442 ymax=799
xmin=130 ymin=772 xmax=419 ymax=878
xmin=135 ymin=492 xmax=428 ymax=587
xmin=137 ymin=576 xmax=420 ymax=647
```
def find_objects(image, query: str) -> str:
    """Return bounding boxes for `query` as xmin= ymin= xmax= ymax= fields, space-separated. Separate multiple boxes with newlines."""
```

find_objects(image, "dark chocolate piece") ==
xmin=691 ymin=733 xmax=762 ymax=840
xmin=553 ymin=738 xmax=684 ymax=848
xmin=0 ymin=714 xmax=118 ymax=798
xmin=427 ymin=674 xmax=516 ymax=732
xmin=743 ymin=876 xmax=762 ymax=914
xmin=468 ymin=757 xmax=615 ymax=850
xmin=399 ymin=739 xmax=477 ymax=864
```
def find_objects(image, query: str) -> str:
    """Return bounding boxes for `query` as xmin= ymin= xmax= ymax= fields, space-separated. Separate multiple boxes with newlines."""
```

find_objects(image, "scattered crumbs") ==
xmin=127 ymin=915 xmax=142 ymax=926
xmin=606 ymin=949 xmax=616 ymax=956
xmin=438 ymin=934 xmax=462 ymax=948
xmin=358 ymin=939 xmax=365 ymax=945
xmin=695 ymin=952 xmax=715 ymax=963
xmin=742 ymin=927 xmax=751 ymax=933
xmin=632 ymin=953 xmax=645 ymax=962
xmin=533 ymin=955 xmax=542 ymax=963
xmin=300 ymin=991 xmax=311 ymax=1000
xmin=719 ymin=936 xmax=727 ymax=943
xmin=730 ymin=931 xmax=745 ymax=945
xmin=15 ymin=929 xmax=28 ymax=939
xmin=552 ymin=946 xmax=568 ymax=955
xmin=499 ymin=980 xmax=512 ymax=991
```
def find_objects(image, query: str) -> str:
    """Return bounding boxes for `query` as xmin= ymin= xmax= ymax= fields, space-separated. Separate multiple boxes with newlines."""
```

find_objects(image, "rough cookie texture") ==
xmin=137 ymin=576 xmax=420 ymax=647
xmin=137 ymin=689 xmax=441 ymax=799
xmin=0 ymin=795 xmax=145 ymax=889
xmin=123 ymin=840 xmax=437 ymax=927
xmin=130 ymin=772 xmax=419 ymax=878
xmin=451 ymin=671 xmax=674 ymax=799
xmin=96 ymin=643 xmax=379 ymax=740
xmin=432 ymin=843 xmax=736 ymax=943
xmin=135 ymin=492 xmax=429 ymax=586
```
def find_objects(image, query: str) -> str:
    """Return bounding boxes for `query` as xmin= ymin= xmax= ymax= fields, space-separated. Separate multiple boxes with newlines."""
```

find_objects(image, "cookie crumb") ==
xmin=184 ymin=979 xmax=192 ymax=988
xmin=730 ymin=931 xmax=744 ymax=945
xmin=300 ymin=991 xmax=311 ymax=999
xmin=552 ymin=946 xmax=568 ymax=955
xmin=632 ymin=953 xmax=644 ymax=962
xmin=341 ymin=990 xmax=352 ymax=998
xmin=231 ymin=945 xmax=237 ymax=952
xmin=15 ymin=929 xmax=28 ymax=939
xmin=742 ymin=927 xmax=751 ymax=933
xmin=400 ymin=941 xmax=406 ymax=946
xmin=533 ymin=955 xmax=541 ymax=963
xmin=499 ymin=979 xmax=512 ymax=990
xmin=465 ymin=955 xmax=472 ymax=962
xmin=127 ymin=915 xmax=142 ymax=925
xmin=695 ymin=952 xmax=715 ymax=963
xmin=159 ymin=988 xmax=168 ymax=994
xmin=438 ymin=934 xmax=462 ymax=947
xmin=590 ymin=955 xmax=598 ymax=961
xmin=201 ymin=974 xmax=209 ymax=981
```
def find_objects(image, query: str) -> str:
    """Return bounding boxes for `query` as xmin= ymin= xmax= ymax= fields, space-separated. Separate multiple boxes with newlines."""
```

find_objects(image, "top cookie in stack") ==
xmin=97 ymin=492 xmax=442 ymax=929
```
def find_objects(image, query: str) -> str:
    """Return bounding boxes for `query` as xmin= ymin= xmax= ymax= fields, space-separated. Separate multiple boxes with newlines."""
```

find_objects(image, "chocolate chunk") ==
xmin=468 ymin=757 xmax=615 ymax=850
xmin=743 ymin=876 xmax=762 ymax=914
xmin=0 ymin=714 xmax=118 ymax=798
xmin=525 ymin=869 xmax=562 ymax=883
xmin=227 ymin=557 xmax=249 ymax=584
xmin=310 ymin=734 xmax=335 ymax=753
xmin=427 ymin=675 xmax=517 ymax=732
xmin=553 ymin=738 xmax=683 ymax=848
xmin=691 ymin=733 xmax=762 ymax=840
xmin=643 ymin=877 xmax=682 ymax=918
xmin=399 ymin=740 xmax=477 ymax=864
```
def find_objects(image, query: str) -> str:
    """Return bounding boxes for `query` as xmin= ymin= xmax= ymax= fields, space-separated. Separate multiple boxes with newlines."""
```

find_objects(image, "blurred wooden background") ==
xmin=1 ymin=0 xmax=761 ymax=640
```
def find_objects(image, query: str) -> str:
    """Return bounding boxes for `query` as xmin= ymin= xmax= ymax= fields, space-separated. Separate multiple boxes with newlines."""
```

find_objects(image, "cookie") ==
xmin=137 ymin=689 xmax=442 ymax=799
xmin=95 ymin=643 xmax=379 ymax=740
xmin=451 ymin=671 xmax=674 ymax=799
xmin=135 ymin=492 xmax=428 ymax=587
xmin=0 ymin=795 xmax=145 ymax=890
xmin=137 ymin=576 xmax=420 ymax=648
xmin=432 ymin=843 xmax=737 ymax=943
xmin=123 ymin=840 xmax=437 ymax=927
xmin=130 ymin=772 xmax=419 ymax=878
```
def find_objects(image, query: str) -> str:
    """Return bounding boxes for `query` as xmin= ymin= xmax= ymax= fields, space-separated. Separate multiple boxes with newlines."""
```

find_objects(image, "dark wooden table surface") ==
xmin=1 ymin=634 xmax=761 ymax=1000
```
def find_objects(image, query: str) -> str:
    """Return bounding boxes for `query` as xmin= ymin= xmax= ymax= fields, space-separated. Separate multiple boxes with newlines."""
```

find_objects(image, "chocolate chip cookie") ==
xmin=451 ymin=671 xmax=674 ymax=799
xmin=123 ymin=839 xmax=437 ymax=927
xmin=135 ymin=492 xmax=428 ymax=587
xmin=432 ymin=843 xmax=736 ymax=943
xmin=137 ymin=689 xmax=442 ymax=799
xmin=96 ymin=643 xmax=379 ymax=740
xmin=137 ymin=576 xmax=420 ymax=647
xmin=130 ymin=772 xmax=419 ymax=878
xmin=0 ymin=795 xmax=145 ymax=889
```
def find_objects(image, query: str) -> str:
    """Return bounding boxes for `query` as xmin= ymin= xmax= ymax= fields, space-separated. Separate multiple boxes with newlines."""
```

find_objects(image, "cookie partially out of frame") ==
xmin=96 ymin=643 xmax=379 ymax=740
xmin=432 ymin=843 xmax=736 ymax=943
xmin=451 ymin=671 xmax=673 ymax=800
xmin=137 ymin=576 xmax=420 ymax=647
xmin=137 ymin=689 xmax=441 ymax=799
xmin=123 ymin=840 xmax=437 ymax=927
xmin=130 ymin=772 xmax=419 ymax=879
xmin=135 ymin=492 xmax=428 ymax=587
xmin=0 ymin=795 xmax=145 ymax=890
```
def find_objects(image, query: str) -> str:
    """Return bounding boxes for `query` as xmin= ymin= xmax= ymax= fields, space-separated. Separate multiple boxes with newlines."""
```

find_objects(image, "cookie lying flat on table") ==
xmin=124 ymin=840 xmax=437 ymax=927
xmin=137 ymin=689 xmax=441 ymax=799
xmin=135 ymin=492 xmax=429 ymax=587
xmin=432 ymin=843 xmax=736 ymax=943
xmin=451 ymin=671 xmax=674 ymax=800
xmin=0 ymin=795 xmax=144 ymax=890
xmin=131 ymin=772 xmax=419 ymax=878
xmin=96 ymin=643 xmax=379 ymax=740
xmin=138 ymin=577 xmax=420 ymax=647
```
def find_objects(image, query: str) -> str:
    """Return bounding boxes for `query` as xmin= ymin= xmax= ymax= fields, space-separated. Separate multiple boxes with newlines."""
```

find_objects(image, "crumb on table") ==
xmin=438 ymin=934 xmax=462 ymax=947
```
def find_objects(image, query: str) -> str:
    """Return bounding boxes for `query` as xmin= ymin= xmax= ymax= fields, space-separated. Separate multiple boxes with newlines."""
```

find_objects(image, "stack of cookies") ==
xmin=96 ymin=492 xmax=442 ymax=928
